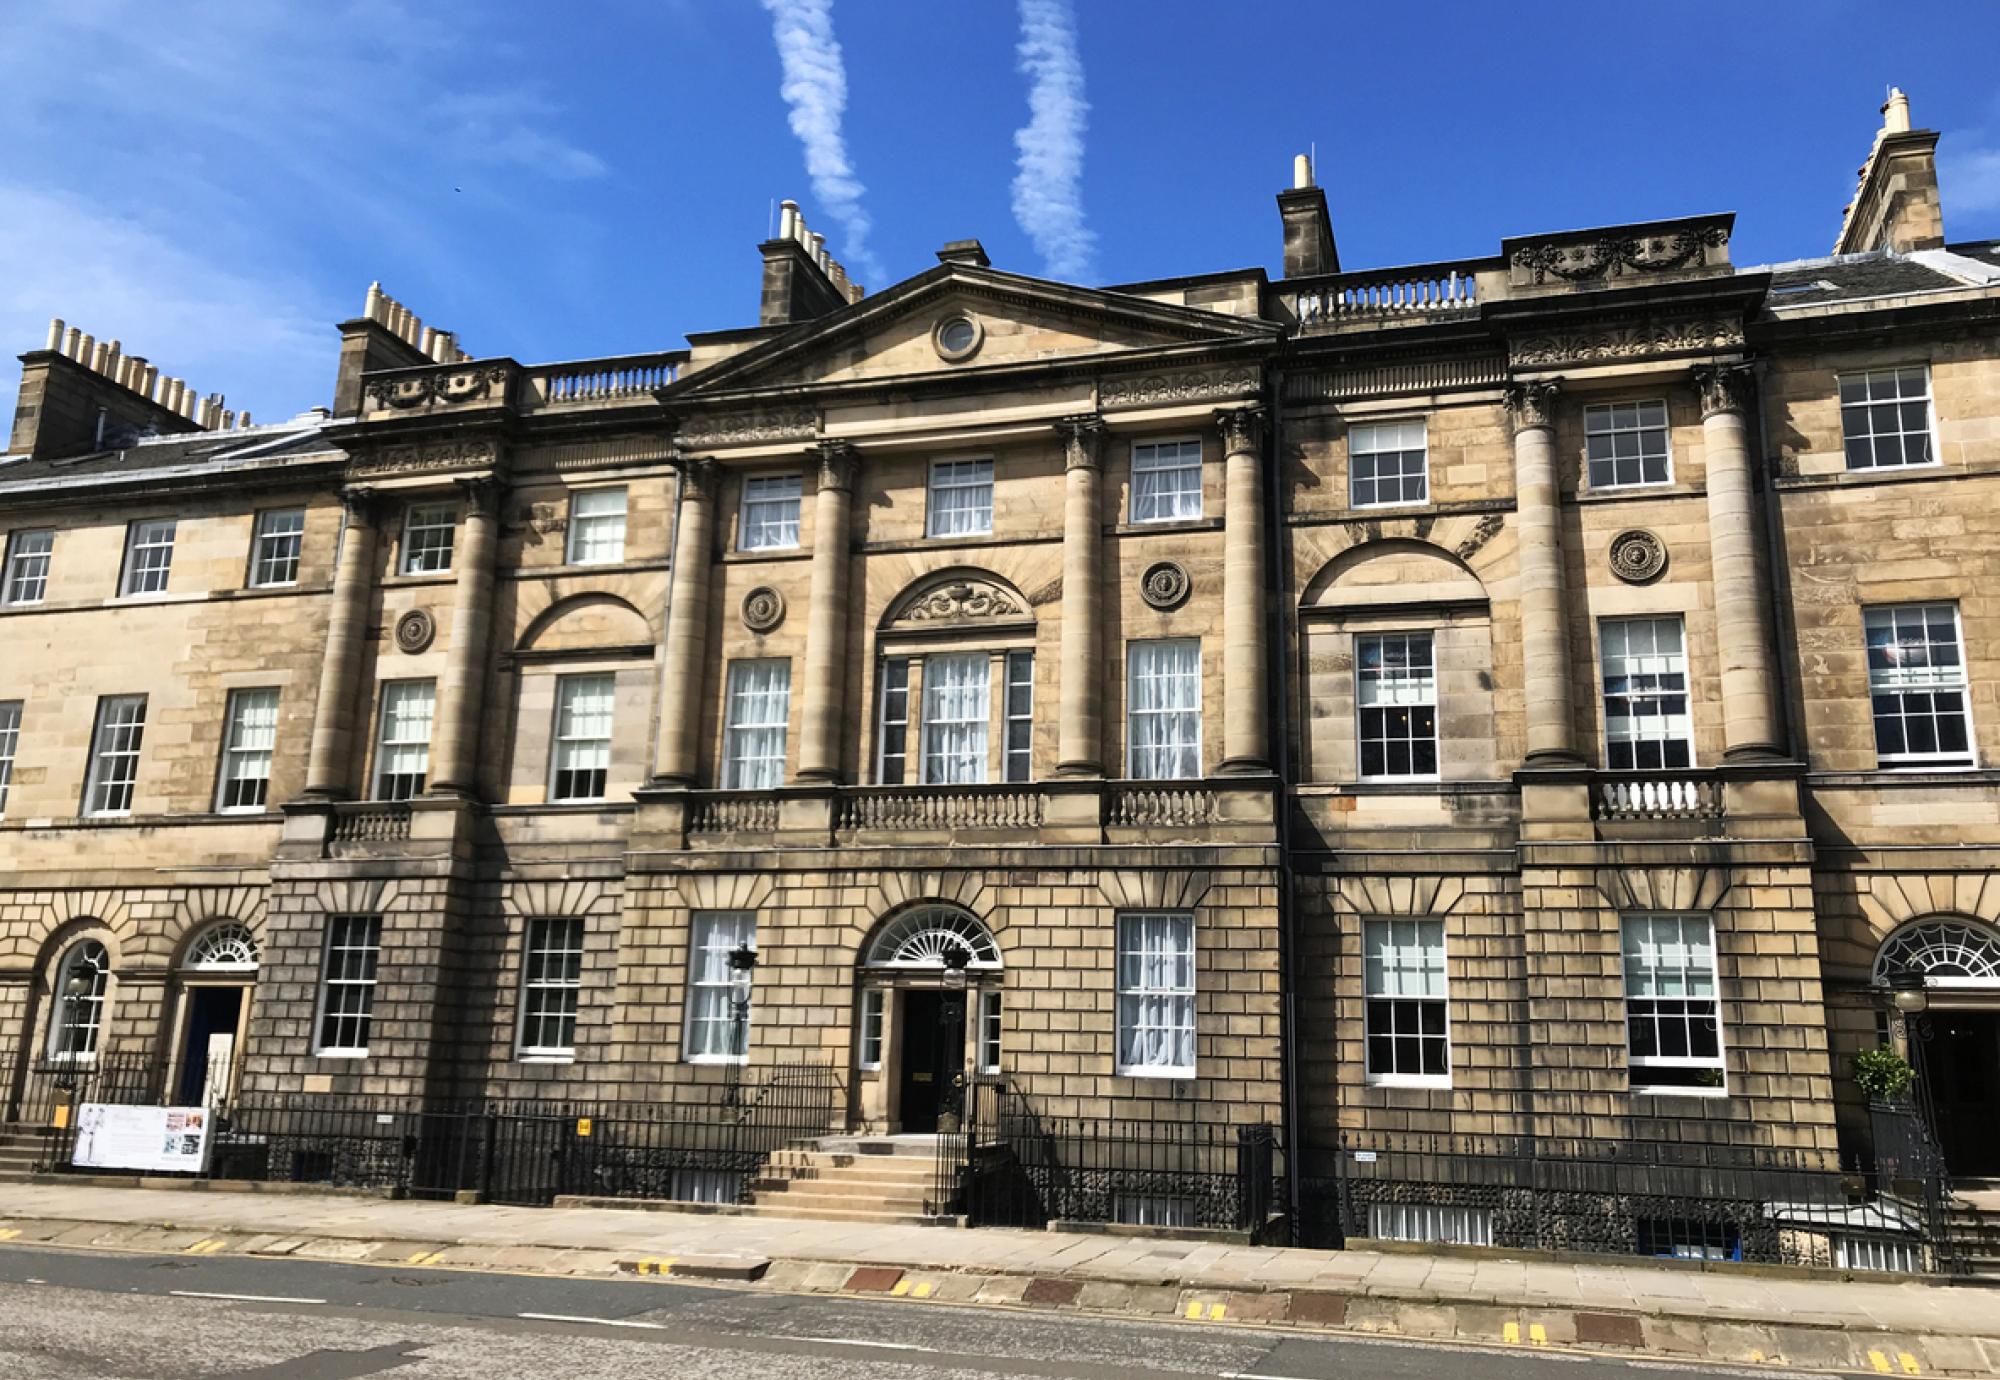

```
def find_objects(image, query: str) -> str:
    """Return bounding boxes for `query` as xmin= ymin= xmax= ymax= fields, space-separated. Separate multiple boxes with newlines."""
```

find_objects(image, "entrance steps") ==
xmin=740 ymin=1134 xmax=950 ymax=1226
xmin=1948 ymin=1182 xmax=2000 ymax=1278
xmin=0 ymin=1125 xmax=48 ymax=1182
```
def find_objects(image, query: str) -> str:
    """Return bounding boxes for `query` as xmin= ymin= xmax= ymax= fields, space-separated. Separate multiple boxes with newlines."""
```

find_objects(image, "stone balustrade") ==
xmin=835 ymin=785 xmax=1044 ymax=834
xmin=1105 ymin=784 xmax=1220 ymax=828
xmin=525 ymin=351 xmax=686 ymax=409
xmin=686 ymin=793 xmax=781 ymax=836
xmin=1287 ymin=261 xmax=1484 ymax=328
xmin=329 ymin=802 xmax=412 ymax=843
xmin=1594 ymin=774 xmax=1724 ymax=822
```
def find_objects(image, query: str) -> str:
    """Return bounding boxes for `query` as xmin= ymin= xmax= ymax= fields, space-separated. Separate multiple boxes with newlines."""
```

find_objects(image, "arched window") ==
xmin=46 ymin=940 xmax=110 ymax=1060
xmin=1874 ymin=919 xmax=2000 ymax=988
xmin=183 ymin=922 xmax=260 ymax=974
xmin=864 ymin=906 xmax=1001 ymax=971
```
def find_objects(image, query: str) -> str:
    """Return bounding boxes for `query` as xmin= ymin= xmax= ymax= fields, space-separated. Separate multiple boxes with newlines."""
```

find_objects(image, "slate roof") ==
xmin=1760 ymin=253 xmax=1965 ymax=306
xmin=0 ymin=421 xmax=343 ymax=493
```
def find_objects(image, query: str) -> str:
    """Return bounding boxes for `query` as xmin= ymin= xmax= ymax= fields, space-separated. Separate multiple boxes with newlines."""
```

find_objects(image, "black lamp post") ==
xmin=938 ymin=943 xmax=972 ymax=1132
xmin=724 ymin=943 xmax=758 ymax=1106
xmin=1882 ymin=963 xmax=1942 ymax=1144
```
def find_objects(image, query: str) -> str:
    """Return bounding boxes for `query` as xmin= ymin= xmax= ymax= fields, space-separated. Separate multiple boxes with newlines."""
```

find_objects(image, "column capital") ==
xmin=676 ymin=455 xmax=720 ymax=500
xmin=339 ymin=485 xmax=384 ymax=523
xmin=814 ymin=439 xmax=858 ymax=493
xmin=1056 ymin=414 xmax=1106 ymax=471
xmin=1213 ymin=404 xmax=1265 ymax=455
xmin=1694 ymin=363 xmax=1756 ymax=419
xmin=454 ymin=473 xmax=507 ymax=516
xmin=1506 ymin=380 xmax=1561 ymax=433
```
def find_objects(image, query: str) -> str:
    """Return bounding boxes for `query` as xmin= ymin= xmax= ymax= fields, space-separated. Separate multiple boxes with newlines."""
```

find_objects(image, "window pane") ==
xmin=1004 ymin=650 xmax=1034 ymax=783
xmin=1601 ymin=617 xmax=1693 ymax=770
xmin=402 ymin=504 xmax=456 ymax=573
xmin=1116 ymin=912 xmax=1195 ymax=1074
xmin=1349 ymin=421 xmax=1429 ymax=507
xmin=316 ymin=914 xmax=382 ymax=1053
xmin=723 ymin=661 xmax=791 ymax=789
xmin=1585 ymin=400 xmax=1671 ymax=488
xmin=739 ymin=475 xmax=802 ymax=551
xmin=922 ymin=652 xmax=990 ymax=784
xmin=374 ymin=680 xmax=435 ymax=800
xmin=876 ymin=658 xmax=910 ymax=785
xmin=1622 ymin=913 xmax=1724 ymax=1088
xmin=0 ymin=701 xmax=19 ymax=815
xmin=3 ymin=529 xmax=53 ymax=604
xmin=1131 ymin=440 xmax=1203 ymax=523
xmin=566 ymin=487 xmax=628 ymax=565
xmin=86 ymin=695 xmax=147 ymax=814
xmin=218 ymin=688 xmax=280 ymax=810
xmin=1840 ymin=367 xmax=1934 ymax=471
xmin=1864 ymin=603 xmax=1973 ymax=767
xmin=252 ymin=509 xmax=305 ymax=587
xmin=519 ymin=916 xmax=585 ymax=1055
xmin=121 ymin=519 xmax=177 ymax=596
xmin=551 ymin=673 xmax=616 ymax=801
xmin=926 ymin=459 xmax=994 ymax=537
xmin=687 ymin=912 xmax=756 ymax=1060
xmin=1356 ymin=633 xmax=1438 ymax=779
xmin=1127 ymin=640 xmax=1201 ymax=779
xmin=47 ymin=940 xmax=109 ymax=1059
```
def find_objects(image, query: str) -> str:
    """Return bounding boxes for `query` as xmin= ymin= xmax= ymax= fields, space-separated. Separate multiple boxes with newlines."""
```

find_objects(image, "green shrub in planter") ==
xmin=1854 ymin=1044 xmax=1915 ymax=1102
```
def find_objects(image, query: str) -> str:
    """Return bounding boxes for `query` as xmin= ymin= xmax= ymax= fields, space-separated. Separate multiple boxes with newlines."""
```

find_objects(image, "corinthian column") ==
xmin=304 ymin=489 xmax=382 ymax=798
xmin=1508 ymin=381 xmax=1580 ymax=765
xmin=1696 ymin=364 xmax=1785 ymax=759
xmin=1217 ymin=405 xmax=1270 ymax=775
xmin=428 ymin=475 xmax=503 ymax=797
xmin=653 ymin=458 xmax=718 ymax=785
xmin=797 ymin=441 xmax=856 ymax=783
xmin=1056 ymin=416 xmax=1105 ymax=777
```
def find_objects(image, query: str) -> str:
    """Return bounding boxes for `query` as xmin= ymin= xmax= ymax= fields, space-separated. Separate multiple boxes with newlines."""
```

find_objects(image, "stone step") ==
xmin=728 ymin=1199 xmax=949 ymax=1226
xmin=747 ymin=1185 xmax=932 ymax=1213
xmin=758 ymin=1159 xmax=936 ymax=1184
xmin=748 ymin=1179 xmax=933 ymax=1206
xmin=809 ymin=1136 xmax=941 ymax=1159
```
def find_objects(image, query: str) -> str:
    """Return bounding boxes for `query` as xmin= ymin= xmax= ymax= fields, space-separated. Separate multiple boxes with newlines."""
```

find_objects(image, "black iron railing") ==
xmin=943 ymin=1086 xmax=1283 ymax=1236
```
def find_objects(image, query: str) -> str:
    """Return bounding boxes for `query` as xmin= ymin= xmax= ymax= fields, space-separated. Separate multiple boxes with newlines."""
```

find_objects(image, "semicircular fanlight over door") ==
xmin=864 ymin=906 xmax=1001 ymax=971
xmin=182 ymin=922 xmax=261 ymax=974
xmin=1874 ymin=918 xmax=2000 ymax=988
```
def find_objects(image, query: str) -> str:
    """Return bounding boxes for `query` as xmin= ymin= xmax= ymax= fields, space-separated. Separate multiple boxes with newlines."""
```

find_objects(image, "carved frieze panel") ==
xmin=1508 ymin=224 xmax=1730 ymax=286
xmin=1100 ymin=366 xmax=1260 ymax=408
xmin=364 ymin=364 xmax=512 ymax=411
xmin=348 ymin=438 xmax=501 ymax=478
xmin=890 ymin=578 xmax=1025 ymax=627
xmin=677 ymin=405 xmax=819 ymax=446
xmin=1509 ymin=316 xmax=1744 ymax=369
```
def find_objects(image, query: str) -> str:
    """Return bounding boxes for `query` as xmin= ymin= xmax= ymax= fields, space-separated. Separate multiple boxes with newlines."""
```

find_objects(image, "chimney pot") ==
xmin=1883 ymin=86 xmax=1912 ymax=134
xmin=45 ymin=318 xmax=64 ymax=352
xmin=77 ymin=334 xmax=96 ymax=367
xmin=239 ymin=410 xmax=252 ymax=428
xmin=779 ymin=200 xmax=800 ymax=240
xmin=63 ymin=327 xmax=82 ymax=359
xmin=1293 ymin=153 xmax=1312 ymax=189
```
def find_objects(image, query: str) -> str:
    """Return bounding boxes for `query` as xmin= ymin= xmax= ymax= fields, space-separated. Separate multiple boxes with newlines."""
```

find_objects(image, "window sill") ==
xmin=685 ymin=1055 xmax=748 ymax=1067
xmin=1348 ymin=499 xmax=1429 ymax=512
xmin=1629 ymin=1082 xmax=1729 ymax=1099
xmin=1117 ymin=515 xmax=1216 ymax=534
xmin=313 ymin=1050 xmax=370 ymax=1061
xmin=1115 ymin=1067 xmax=1195 ymax=1081
xmin=1366 ymin=1075 xmax=1452 ymax=1090
xmin=516 ymin=1053 xmax=576 ymax=1065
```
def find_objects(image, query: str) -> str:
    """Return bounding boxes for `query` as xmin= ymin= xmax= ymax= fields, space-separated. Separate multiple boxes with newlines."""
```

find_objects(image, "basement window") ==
xmin=1636 ymin=1217 xmax=1740 ymax=1261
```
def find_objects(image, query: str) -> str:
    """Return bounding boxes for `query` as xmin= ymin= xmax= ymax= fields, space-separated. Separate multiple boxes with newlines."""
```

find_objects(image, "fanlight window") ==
xmin=183 ymin=923 xmax=261 ymax=973
xmin=864 ymin=907 xmax=1001 ymax=971
xmin=1874 ymin=919 xmax=2000 ymax=988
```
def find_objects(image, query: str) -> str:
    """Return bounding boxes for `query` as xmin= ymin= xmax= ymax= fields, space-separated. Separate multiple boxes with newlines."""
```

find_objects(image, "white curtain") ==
xmin=688 ymin=912 xmax=756 ymax=1059
xmin=1131 ymin=441 xmax=1202 ymax=522
xmin=724 ymin=661 xmax=791 ymax=789
xmin=1117 ymin=913 xmax=1194 ymax=1073
xmin=1128 ymin=641 xmax=1200 ymax=779
xmin=922 ymin=653 xmax=990 ymax=783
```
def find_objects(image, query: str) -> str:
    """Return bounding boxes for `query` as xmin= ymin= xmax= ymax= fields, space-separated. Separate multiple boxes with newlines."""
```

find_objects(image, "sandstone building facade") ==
xmin=2 ymin=90 xmax=1997 ymax=1248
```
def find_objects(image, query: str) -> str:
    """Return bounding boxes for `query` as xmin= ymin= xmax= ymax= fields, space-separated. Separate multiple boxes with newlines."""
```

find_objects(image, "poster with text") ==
xmin=71 ymin=1103 xmax=212 ymax=1174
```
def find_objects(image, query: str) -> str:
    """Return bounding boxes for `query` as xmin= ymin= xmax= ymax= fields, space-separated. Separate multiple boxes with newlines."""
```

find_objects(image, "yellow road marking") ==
xmin=1869 ymin=1351 xmax=1893 ymax=1374
xmin=405 ymin=1250 xmax=444 ymax=1266
xmin=890 ymin=1280 xmax=912 ymax=1297
xmin=1208 ymin=1304 xmax=1226 ymax=1321
xmin=185 ymin=1239 xmax=225 ymax=1255
xmin=0 ymin=1229 xmax=20 ymax=1241
xmin=1899 ymin=1354 xmax=1921 ymax=1375
xmin=1529 ymin=1323 xmax=1548 ymax=1346
xmin=912 ymin=1282 xmax=932 ymax=1299
xmin=1748 ymin=1352 xmax=1765 ymax=1364
xmin=1185 ymin=1301 xmax=1203 ymax=1320
xmin=1503 ymin=1322 xmax=1521 ymax=1345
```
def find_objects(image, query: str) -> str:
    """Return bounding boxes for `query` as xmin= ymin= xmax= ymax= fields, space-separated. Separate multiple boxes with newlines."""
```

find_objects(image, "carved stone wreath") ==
xmin=394 ymin=608 xmax=436 ymax=653
xmin=1140 ymin=560 xmax=1191 ymax=611
xmin=1608 ymin=530 xmax=1668 ymax=585
xmin=902 ymin=581 xmax=1021 ymax=622
xmin=741 ymin=586 xmax=785 ymax=633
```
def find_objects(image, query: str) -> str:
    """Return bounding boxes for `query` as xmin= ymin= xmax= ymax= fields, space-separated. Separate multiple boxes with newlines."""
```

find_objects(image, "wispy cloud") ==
xmin=759 ymin=0 xmax=880 ymax=281
xmin=1011 ymin=0 xmax=1094 ymax=282
xmin=1942 ymin=145 xmax=2000 ymax=217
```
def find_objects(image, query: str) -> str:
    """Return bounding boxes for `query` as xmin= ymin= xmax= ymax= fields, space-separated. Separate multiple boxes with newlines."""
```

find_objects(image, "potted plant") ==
xmin=1854 ymin=1045 xmax=1915 ymax=1104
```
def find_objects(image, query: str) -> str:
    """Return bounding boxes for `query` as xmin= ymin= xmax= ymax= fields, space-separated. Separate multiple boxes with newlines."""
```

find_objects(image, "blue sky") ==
xmin=3 ymin=0 xmax=1997 ymax=427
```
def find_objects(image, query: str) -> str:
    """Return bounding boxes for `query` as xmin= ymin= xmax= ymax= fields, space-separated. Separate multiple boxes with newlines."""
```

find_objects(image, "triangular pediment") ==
xmin=668 ymin=263 xmax=1277 ymax=400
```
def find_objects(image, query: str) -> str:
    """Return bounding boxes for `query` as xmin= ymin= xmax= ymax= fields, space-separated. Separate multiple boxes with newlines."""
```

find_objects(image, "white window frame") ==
xmin=1362 ymin=917 xmax=1450 ymax=1087
xmin=1130 ymin=438 xmax=1203 ymax=523
xmin=84 ymin=694 xmax=146 ymax=816
xmin=216 ymin=687 xmax=280 ymax=812
xmin=0 ymin=700 xmax=19 ymax=816
xmin=249 ymin=508 xmax=306 ymax=588
xmin=1003 ymin=649 xmax=1034 ymax=784
xmin=372 ymin=679 xmax=435 ymax=801
xmin=722 ymin=660 xmax=791 ymax=789
xmin=1125 ymin=639 xmax=1202 ymax=780
xmin=977 ymin=988 xmax=1002 ymax=1075
xmin=2 ymin=528 xmax=53 ymax=605
xmin=565 ymin=486 xmax=628 ymax=566
xmin=1370 ymin=1203 xmax=1493 ymax=1246
xmin=685 ymin=911 xmax=756 ymax=1064
xmin=738 ymin=473 xmax=802 ymax=551
xmin=925 ymin=458 xmax=994 ymax=538
xmin=1622 ymin=912 xmax=1726 ymax=1094
xmin=1115 ymin=911 xmax=1196 ymax=1078
xmin=1348 ymin=419 xmax=1429 ymax=509
xmin=516 ymin=916 xmax=585 ymax=1059
xmin=1840 ymin=365 xmax=1937 ymax=471
xmin=548 ymin=672 xmax=616 ymax=802
xmin=313 ymin=914 xmax=382 ymax=1057
xmin=1864 ymin=603 xmax=1975 ymax=769
xmin=118 ymin=518 xmax=177 ymax=597
xmin=45 ymin=939 xmax=109 ymax=1062
xmin=876 ymin=657 xmax=912 ymax=785
xmin=858 ymin=987 xmax=884 ymax=1070
xmin=920 ymin=651 xmax=991 ymax=785
xmin=1599 ymin=616 xmax=1694 ymax=771
xmin=1355 ymin=632 xmax=1439 ymax=782
xmin=1583 ymin=399 xmax=1673 ymax=489
xmin=400 ymin=502 xmax=456 ymax=575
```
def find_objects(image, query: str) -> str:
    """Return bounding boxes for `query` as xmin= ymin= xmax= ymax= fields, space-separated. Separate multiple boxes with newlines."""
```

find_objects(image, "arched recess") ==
xmin=871 ymin=570 xmax=1038 ymax=787
xmin=517 ymin=592 xmax=653 ymax=654
xmin=862 ymin=905 xmax=1004 ymax=973
xmin=1874 ymin=917 xmax=2000 ymax=989
xmin=1296 ymin=538 xmax=1498 ymax=784
xmin=852 ymin=903 xmax=1005 ymax=1136
xmin=508 ymin=593 xmax=654 ymax=806
xmin=165 ymin=919 xmax=263 ymax=1105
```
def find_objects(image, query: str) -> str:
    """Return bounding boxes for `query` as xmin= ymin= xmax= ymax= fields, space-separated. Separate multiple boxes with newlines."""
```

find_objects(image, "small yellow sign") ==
xmin=576 ymin=1117 xmax=593 ymax=1138
xmin=51 ymin=1105 xmax=69 ymax=1130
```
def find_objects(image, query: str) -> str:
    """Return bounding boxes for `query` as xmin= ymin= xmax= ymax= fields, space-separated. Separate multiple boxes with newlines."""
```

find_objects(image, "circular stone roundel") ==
xmin=1140 ymin=560 xmax=1192 ymax=611
xmin=1608 ymin=529 xmax=1668 ymax=585
xmin=394 ymin=608 xmax=436 ymax=654
xmin=741 ymin=586 xmax=785 ymax=633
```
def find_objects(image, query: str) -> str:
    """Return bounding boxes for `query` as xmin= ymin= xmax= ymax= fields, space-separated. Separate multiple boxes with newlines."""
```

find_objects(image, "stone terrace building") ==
xmin=2 ymin=90 xmax=1998 ymax=1248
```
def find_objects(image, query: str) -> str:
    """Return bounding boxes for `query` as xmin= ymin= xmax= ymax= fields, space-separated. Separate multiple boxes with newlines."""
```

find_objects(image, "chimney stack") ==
xmin=332 ymin=280 xmax=465 ymax=417
xmin=1834 ymin=85 xmax=1944 ymax=255
xmin=757 ymin=198 xmax=856 ymax=325
xmin=1276 ymin=151 xmax=1339 ymax=278
xmin=7 ymin=318 xmax=215 ymax=459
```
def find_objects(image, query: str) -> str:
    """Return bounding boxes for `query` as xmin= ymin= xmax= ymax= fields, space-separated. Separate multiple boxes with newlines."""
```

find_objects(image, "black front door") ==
xmin=1930 ymin=1010 xmax=2000 ymax=1176
xmin=897 ymin=990 xmax=965 ymax=1133
xmin=176 ymin=987 xmax=243 ymax=1105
